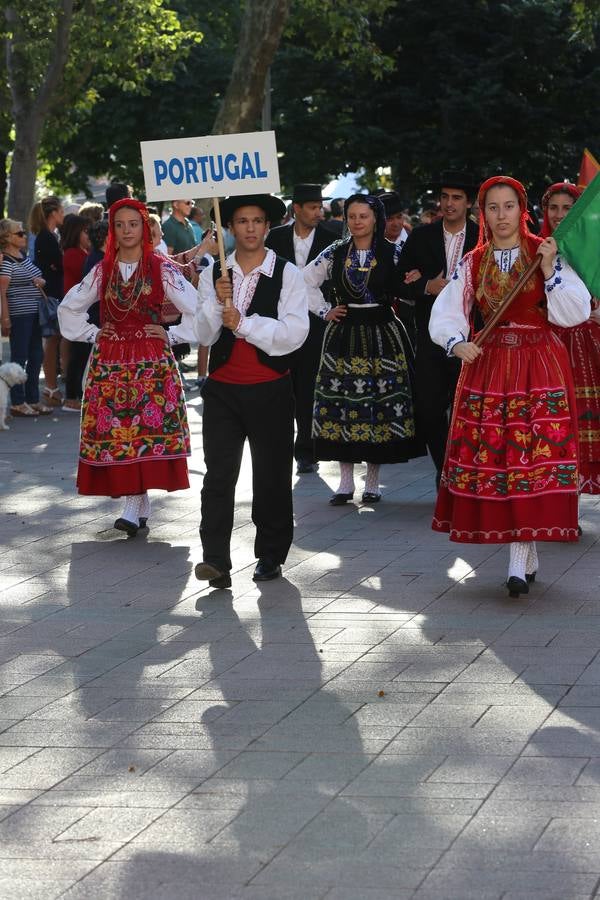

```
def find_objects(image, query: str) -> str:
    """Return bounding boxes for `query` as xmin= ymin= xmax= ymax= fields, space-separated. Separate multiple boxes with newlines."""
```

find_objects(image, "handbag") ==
xmin=38 ymin=287 xmax=61 ymax=337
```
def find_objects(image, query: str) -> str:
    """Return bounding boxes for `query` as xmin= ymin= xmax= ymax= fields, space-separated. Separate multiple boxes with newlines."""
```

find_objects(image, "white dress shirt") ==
xmin=195 ymin=248 xmax=309 ymax=357
xmin=292 ymin=227 xmax=316 ymax=270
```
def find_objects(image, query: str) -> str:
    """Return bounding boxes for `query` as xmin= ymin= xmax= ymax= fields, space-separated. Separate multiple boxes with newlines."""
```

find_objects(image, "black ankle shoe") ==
xmin=114 ymin=517 xmax=138 ymax=537
xmin=195 ymin=562 xmax=230 ymax=588
xmin=253 ymin=558 xmax=282 ymax=581
xmin=361 ymin=491 xmax=381 ymax=503
xmin=329 ymin=492 xmax=353 ymax=506
xmin=507 ymin=576 xmax=529 ymax=598
xmin=525 ymin=572 xmax=536 ymax=583
xmin=138 ymin=517 xmax=148 ymax=530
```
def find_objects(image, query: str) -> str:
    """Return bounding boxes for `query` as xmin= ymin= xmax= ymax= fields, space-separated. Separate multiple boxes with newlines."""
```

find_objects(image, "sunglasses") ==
xmin=12 ymin=230 xmax=26 ymax=237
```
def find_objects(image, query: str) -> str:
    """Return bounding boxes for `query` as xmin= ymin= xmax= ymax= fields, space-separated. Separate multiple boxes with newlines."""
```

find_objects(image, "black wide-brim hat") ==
xmin=377 ymin=191 xmax=403 ymax=217
xmin=292 ymin=183 xmax=323 ymax=204
xmin=429 ymin=171 xmax=479 ymax=198
xmin=211 ymin=194 xmax=287 ymax=225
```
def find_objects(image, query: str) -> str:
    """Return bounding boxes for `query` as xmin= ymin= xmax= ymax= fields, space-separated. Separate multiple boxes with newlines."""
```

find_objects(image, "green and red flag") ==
xmin=577 ymin=148 xmax=600 ymax=189
xmin=553 ymin=171 xmax=600 ymax=296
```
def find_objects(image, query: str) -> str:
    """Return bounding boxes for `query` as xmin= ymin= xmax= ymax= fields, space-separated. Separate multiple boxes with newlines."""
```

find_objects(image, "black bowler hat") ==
xmin=212 ymin=194 xmax=287 ymax=225
xmin=292 ymin=183 xmax=323 ymax=204
xmin=377 ymin=191 xmax=403 ymax=217
xmin=429 ymin=170 xmax=479 ymax=198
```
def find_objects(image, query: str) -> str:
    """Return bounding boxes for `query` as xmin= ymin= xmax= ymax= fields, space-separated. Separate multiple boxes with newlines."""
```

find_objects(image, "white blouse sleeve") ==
xmin=57 ymin=265 xmax=101 ymax=342
xmin=303 ymin=246 xmax=334 ymax=316
xmin=161 ymin=260 xmax=202 ymax=346
xmin=195 ymin=262 xmax=225 ymax=347
xmin=545 ymin=257 xmax=591 ymax=327
xmin=237 ymin=261 xmax=309 ymax=356
xmin=429 ymin=258 xmax=474 ymax=355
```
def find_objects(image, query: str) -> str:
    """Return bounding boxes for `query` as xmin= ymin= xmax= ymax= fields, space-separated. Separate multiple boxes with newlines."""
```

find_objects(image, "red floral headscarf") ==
xmin=540 ymin=182 xmax=582 ymax=238
xmin=99 ymin=198 xmax=154 ymax=289
xmin=476 ymin=176 xmax=530 ymax=247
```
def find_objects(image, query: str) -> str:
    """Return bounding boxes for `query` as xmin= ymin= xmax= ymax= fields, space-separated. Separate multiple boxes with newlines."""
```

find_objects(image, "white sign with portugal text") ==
xmin=140 ymin=130 xmax=280 ymax=201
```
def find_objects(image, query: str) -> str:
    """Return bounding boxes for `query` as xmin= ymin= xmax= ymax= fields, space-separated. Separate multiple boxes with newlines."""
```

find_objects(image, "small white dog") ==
xmin=0 ymin=362 xmax=28 ymax=430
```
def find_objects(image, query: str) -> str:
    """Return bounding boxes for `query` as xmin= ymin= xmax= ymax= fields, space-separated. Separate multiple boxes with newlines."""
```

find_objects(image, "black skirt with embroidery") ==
xmin=312 ymin=305 xmax=426 ymax=464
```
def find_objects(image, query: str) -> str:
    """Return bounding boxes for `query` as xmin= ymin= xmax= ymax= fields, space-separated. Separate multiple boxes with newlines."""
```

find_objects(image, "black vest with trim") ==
xmin=208 ymin=256 xmax=293 ymax=375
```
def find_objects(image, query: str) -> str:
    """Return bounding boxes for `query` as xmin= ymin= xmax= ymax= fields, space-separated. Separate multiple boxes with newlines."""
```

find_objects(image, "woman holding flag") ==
xmin=541 ymin=182 xmax=600 ymax=497
xmin=429 ymin=175 xmax=590 ymax=598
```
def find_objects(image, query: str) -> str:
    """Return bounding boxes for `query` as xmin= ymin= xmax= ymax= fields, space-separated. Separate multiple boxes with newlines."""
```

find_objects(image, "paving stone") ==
xmin=2 ymin=393 xmax=600 ymax=898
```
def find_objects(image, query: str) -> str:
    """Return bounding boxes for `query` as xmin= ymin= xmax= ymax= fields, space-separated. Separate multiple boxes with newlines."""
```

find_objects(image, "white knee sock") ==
xmin=336 ymin=463 xmax=355 ymax=494
xmin=526 ymin=542 xmax=539 ymax=576
xmin=120 ymin=495 xmax=142 ymax=525
xmin=139 ymin=493 xmax=151 ymax=522
xmin=364 ymin=463 xmax=381 ymax=494
xmin=508 ymin=541 xmax=531 ymax=581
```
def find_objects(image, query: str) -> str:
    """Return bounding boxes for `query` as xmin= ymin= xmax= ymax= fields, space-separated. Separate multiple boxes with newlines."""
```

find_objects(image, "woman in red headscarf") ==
xmin=58 ymin=199 xmax=198 ymax=536
xmin=541 ymin=183 xmax=600 ymax=498
xmin=428 ymin=176 xmax=591 ymax=597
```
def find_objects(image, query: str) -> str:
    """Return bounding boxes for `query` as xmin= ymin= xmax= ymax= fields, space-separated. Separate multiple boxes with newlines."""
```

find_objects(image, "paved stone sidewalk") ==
xmin=0 ymin=391 xmax=599 ymax=899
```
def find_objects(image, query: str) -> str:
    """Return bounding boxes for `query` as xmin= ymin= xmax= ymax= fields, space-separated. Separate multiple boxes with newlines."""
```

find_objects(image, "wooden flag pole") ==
xmin=473 ymin=255 xmax=542 ymax=348
xmin=212 ymin=197 xmax=231 ymax=309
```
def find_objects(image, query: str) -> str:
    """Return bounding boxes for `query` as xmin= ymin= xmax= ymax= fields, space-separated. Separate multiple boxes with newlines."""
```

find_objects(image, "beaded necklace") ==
xmin=104 ymin=257 xmax=150 ymax=322
xmin=341 ymin=243 xmax=377 ymax=300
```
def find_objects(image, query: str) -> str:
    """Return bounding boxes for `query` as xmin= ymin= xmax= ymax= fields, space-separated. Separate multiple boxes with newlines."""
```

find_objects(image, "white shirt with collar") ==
xmin=195 ymin=248 xmax=309 ymax=357
xmin=292 ymin=227 xmax=316 ymax=270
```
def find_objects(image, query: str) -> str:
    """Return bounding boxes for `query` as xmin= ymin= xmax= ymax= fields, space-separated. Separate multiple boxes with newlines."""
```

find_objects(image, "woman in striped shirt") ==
xmin=0 ymin=219 xmax=51 ymax=416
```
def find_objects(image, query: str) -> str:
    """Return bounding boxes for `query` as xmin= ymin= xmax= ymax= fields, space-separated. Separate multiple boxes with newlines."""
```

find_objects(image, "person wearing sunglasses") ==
xmin=0 ymin=219 xmax=51 ymax=416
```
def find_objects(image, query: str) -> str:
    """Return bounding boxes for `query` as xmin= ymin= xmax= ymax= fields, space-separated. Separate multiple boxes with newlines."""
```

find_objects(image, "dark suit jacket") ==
xmin=265 ymin=222 xmax=336 ymax=266
xmin=398 ymin=218 xmax=479 ymax=337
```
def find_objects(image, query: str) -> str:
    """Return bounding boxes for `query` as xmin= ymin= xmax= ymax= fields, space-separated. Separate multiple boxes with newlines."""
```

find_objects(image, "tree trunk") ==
xmin=212 ymin=0 xmax=291 ymax=135
xmin=8 ymin=119 xmax=43 ymax=224
xmin=5 ymin=1 xmax=74 ymax=221
xmin=0 ymin=152 xmax=7 ymax=218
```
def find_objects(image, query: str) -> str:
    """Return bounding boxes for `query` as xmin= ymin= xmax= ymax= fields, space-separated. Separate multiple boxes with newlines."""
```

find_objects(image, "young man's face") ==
xmin=229 ymin=205 xmax=269 ymax=251
xmin=384 ymin=212 xmax=405 ymax=241
xmin=293 ymin=201 xmax=323 ymax=229
xmin=440 ymin=188 xmax=469 ymax=226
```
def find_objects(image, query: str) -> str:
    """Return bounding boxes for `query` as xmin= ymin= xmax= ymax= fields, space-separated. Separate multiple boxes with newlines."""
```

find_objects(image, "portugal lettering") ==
xmin=153 ymin=151 xmax=269 ymax=187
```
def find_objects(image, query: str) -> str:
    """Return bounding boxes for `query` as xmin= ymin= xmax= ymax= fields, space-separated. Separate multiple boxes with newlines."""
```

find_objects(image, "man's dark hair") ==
xmin=330 ymin=198 xmax=344 ymax=218
xmin=88 ymin=219 xmax=109 ymax=253
xmin=105 ymin=182 xmax=131 ymax=208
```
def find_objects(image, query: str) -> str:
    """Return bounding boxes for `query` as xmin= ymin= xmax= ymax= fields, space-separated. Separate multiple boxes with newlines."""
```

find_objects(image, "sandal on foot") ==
xmin=43 ymin=387 xmax=63 ymax=406
xmin=30 ymin=403 xmax=52 ymax=415
xmin=10 ymin=403 xmax=37 ymax=417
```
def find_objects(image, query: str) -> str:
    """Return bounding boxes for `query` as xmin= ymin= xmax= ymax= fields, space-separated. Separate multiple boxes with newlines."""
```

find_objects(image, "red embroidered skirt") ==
xmin=76 ymin=335 xmax=190 ymax=497
xmin=552 ymin=320 xmax=600 ymax=495
xmin=433 ymin=325 xmax=579 ymax=543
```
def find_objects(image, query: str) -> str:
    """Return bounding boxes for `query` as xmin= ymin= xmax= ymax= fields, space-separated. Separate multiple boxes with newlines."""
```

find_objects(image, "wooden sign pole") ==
xmin=212 ymin=197 xmax=231 ymax=309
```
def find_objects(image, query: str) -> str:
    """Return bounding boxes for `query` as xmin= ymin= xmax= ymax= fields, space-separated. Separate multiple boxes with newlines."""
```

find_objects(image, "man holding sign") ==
xmin=193 ymin=194 xmax=309 ymax=589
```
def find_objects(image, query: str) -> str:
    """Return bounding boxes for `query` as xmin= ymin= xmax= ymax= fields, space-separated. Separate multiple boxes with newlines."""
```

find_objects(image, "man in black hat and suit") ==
xmin=265 ymin=184 xmax=336 ymax=474
xmin=399 ymin=172 xmax=479 ymax=487
xmin=193 ymin=194 xmax=309 ymax=588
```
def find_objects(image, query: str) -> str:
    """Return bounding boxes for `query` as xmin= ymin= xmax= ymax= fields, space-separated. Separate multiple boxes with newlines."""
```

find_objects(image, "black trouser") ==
xmin=291 ymin=313 xmax=326 ymax=463
xmin=414 ymin=332 xmax=461 ymax=475
xmin=66 ymin=341 xmax=92 ymax=400
xmin=200 ymin=376 xmax=295 ymax=572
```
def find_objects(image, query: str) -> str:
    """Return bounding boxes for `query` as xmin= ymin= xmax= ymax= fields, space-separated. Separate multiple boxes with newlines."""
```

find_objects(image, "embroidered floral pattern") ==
xmin=80 ymin=347 xmax=190 ymax=464
xmin=445 ymin=384 xmax=578 ymax=498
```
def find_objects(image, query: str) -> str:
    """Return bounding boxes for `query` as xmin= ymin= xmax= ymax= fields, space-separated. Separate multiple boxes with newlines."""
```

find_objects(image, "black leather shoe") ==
xmin=138 ymin=517 xmax=148 ymax=530
xmin=114 ymin=517 xmax=138 ymax=537
xmin=296 ymin=460 xmax=318 ymax=474
xmin=525 ymin=572 xmax=536 ymax=583
xmin=361 ymin=492 xmax=381 ymax=503
xmin=253 ymin=558 xmax=282 ymax=581
xmin=209 ymin=573 xmax=232 ymax=589
xmin=507 ymin=576 xmax=529 ymax=598
xmin=329 ymin=492 xmax=353 ymax=506
xmin=195 ymin=562 xmax=230 ymax=589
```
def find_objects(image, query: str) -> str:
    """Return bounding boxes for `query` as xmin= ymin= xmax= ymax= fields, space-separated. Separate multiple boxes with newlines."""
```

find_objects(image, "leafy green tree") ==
xmin=2 ymin=0 xmax=200 ymax=222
